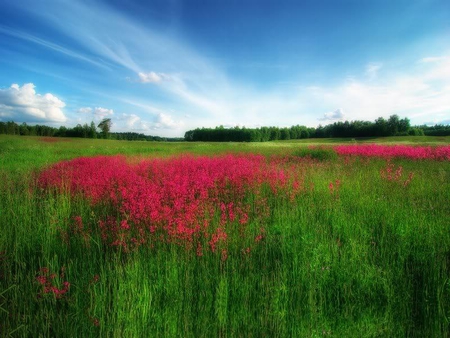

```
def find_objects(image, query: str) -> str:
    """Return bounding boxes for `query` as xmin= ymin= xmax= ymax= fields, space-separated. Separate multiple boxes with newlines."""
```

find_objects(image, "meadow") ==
xmin=1 ymin=135 xmax=449 ymax=337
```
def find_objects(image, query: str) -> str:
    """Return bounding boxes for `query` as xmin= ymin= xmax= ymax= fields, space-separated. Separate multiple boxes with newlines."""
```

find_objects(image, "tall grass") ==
xmin=0 ymin=135 xmax=449 ymax=337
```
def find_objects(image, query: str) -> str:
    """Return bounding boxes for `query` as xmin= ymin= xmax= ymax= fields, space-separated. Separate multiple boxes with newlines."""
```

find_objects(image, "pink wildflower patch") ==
xmin=334 ymin=144 xmax=450 ymax=160
xmin=38 ymin=154 xmax=306 ymax=255
xmin=36 ymin=266 xmax=70 ymax=299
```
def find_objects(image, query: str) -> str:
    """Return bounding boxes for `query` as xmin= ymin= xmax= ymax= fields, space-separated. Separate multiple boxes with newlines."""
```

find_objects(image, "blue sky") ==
xmin=0 ymin=0 xmax=449 ymax=137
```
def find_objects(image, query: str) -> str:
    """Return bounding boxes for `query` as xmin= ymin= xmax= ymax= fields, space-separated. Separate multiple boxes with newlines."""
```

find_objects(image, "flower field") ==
xmin=1 ymin=136 xmax=449 ymax=337
xmin=38 ymin=154 xmax=303 ymax=255
xmin=334 ymin=144 xmax=450 ymax=160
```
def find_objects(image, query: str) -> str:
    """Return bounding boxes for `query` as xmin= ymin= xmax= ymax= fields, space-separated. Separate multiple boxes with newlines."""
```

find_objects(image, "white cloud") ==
xmin=5 ymin=1 xmax=449 ymax=133
xmin=303 ymin=54 xmax=450 ymax=126
xmin=78 ymin=107 xmax=92 ymax=114
xmin=0 ymin=83 xmax=66 ymax=122
xmin=138 ymin=72 xmax=170 ymax=83
xmin=424 ymin=118 xmax=450 ymax=126
xmin=422 ymin=57 xmax=450 ymax=81
xmin=114 ymin=112 xmax=183 ymax=132
xmin=419 ymin=56 xmax=449 ymax=63
xmin=124 ymin=113 xmax=141 ymax=128
xmin=154 ymin=112 xmax=183 ymax=129
xmin=318 ymin=108 xmax=345 ymax=122
xmin=93 ymin=107 xmax=114 ymax=117
xmin=115 ymin=113 xmax=142 ymax=129
xmin=76 ymin=106 xmax=113 ymax=121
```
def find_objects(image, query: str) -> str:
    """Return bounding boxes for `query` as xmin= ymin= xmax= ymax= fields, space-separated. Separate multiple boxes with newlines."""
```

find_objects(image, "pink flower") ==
xmin=328 ymin=182 xmax=334 ymax=192
xmin=120 ymin=220 xmax=130 ymax=230
xmin=334 ymin=144 xmax=450 ymax=160
xmin=37 ymin=154 xmax=312 ymax=255
xmin=221 ymin=249 xmax=228 ymax=262
xmin=36 ymin=275 xmax=47 ymax=285
xmin=36 ymin=267 xmax=70 ymax=299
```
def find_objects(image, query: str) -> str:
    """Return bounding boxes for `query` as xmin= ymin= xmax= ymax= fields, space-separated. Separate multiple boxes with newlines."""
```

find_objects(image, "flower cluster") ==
xmin=38 ymin=154 xmax=306 ymax=254
xmin=328 ymin=179 xmax=341 ymax=195
xmin=380 ymin=161 xmax=414 ymax=187
xmin=35 ymin=267 xmax=70 ymax=299
xmin=334 ymin=144 xmax=450 ymax=160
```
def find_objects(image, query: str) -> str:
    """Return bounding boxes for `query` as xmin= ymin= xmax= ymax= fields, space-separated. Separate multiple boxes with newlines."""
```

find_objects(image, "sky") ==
xmin=0 ymin=0 xmax=449 ymax=137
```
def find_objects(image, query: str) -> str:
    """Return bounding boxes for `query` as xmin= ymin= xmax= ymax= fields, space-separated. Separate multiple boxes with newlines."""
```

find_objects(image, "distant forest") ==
xmin=1 ymin=115 xmax=449 ymax=142
xmin=0 ymin=120 xmax=183 ymax=142
xmin=185 ymin=115 xmax=450 ymax=142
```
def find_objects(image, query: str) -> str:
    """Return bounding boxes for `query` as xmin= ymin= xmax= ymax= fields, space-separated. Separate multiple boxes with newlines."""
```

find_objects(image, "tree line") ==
xmin=0 ymin=119 xmax=183 ymax=142
xmin=1 ymin=115 xmax=449 ymax=142
xmin=185 ymin=115 xmax=450 ymax=142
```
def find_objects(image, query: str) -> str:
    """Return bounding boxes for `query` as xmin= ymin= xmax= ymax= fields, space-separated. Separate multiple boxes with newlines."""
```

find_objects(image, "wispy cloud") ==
xmin=424 ymin=118 xmax=450 ymax=126
xmin=116 ymin=113 xmax=144 ymax=130
xmin=365 ymin=62 xmax=382 ymax=80
xmin=305 ymin=55 xmax=450 ymax=124
xmin=77 ymin=106 xmax=114 ymax=121
xmin=3 ymin=1 xmax=449 ymax=133
xmin=10 ymin=0 xmax=232 ymax=128
xmin=115 ymin=111 xmax=183 ymax=132
xmin=154 ymin=112 xmax=183 ymax=129
xmin=116 ymin=98 xmax=184 ymax=131
xmin=138 ymin=72 xmax=170 ymax=83
xmin=419 ymin=56 xmax=449 ymax=63
xmin=77 ymin=107 xmax=92 ymax=114
xmin=13 ymin=0 xmax=213 ymax=77
xmin=93 ymin=107 xmax=114 ymax=117
xmin=0 ymin=25 xmax=111 ymax=70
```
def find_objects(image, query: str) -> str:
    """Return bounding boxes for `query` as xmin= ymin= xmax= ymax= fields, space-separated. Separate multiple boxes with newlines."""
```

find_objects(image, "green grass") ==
xmin=0 ymin=135 xmax=449 ymax=337
xmin=1 ymin=135 xmax=449 ymax=173
xmin=263 ymin=135 xmax=450 ymax=145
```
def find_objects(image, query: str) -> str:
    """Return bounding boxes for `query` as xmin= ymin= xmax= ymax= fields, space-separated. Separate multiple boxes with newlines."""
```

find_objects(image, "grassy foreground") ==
xmin=1 ymin=135 xmax=449 ymax=337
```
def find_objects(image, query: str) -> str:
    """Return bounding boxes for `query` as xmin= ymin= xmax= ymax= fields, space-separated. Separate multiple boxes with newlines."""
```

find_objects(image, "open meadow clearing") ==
xmin=1 ymin=135 xmax=450 ymax=337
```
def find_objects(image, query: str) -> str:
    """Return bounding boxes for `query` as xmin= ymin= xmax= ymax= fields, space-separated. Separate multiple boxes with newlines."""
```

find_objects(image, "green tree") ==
xmin=19 ymin=122 xmax=30 ymax=136
xmin=388 ymin=114 xmax=401 ymax=136
xmin=280 ymin=128 xmax=290 ymax=140
xmin=57 ymin=126 xmax=67 ymax=137
xmin=375 ymin=117 xmax=389 ymax=136
xmin=98 ymin=118 xmax=112 ymax=139
xmin=6 ymin=121 xmax=18 ymax=135
xmin=89 ymin=121 xmax=97 ymax=139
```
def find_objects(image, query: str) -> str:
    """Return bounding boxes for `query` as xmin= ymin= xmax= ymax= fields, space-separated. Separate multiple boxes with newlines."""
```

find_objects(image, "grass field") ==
xmin=1 ymin=135 xmax=449 ymax=337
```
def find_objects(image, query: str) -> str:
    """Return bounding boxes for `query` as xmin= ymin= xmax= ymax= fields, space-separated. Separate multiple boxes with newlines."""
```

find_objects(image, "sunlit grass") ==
xmin=0 ymin=135 xmax=449 ymax=337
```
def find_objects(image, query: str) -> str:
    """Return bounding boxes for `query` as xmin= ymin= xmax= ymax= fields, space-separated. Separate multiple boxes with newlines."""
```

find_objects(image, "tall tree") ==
xmin=98 ymin=118 xmax=112 ymax=139
xmin=89 ymin=121 xmax=97 ymax=139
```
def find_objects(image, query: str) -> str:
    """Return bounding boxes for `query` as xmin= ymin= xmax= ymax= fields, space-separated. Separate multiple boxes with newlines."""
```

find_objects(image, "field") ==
xmin=1 ymin=135 xmax=449 ymax=337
